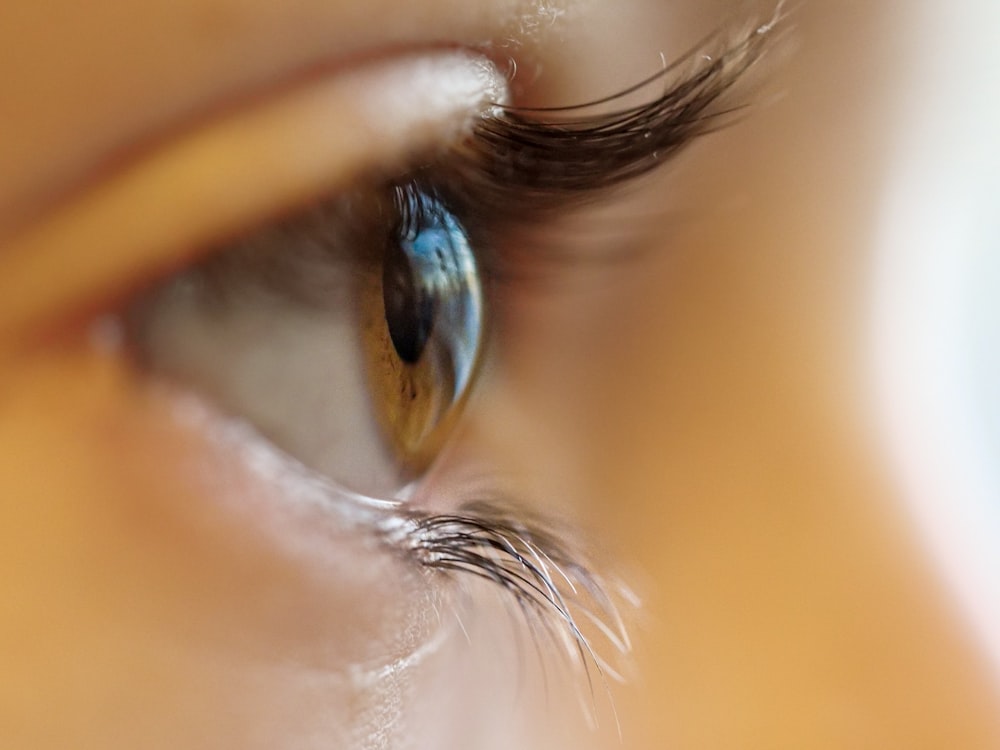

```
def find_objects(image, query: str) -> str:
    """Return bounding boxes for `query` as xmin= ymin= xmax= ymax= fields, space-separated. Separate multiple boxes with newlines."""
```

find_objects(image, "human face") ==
xmin=2 ymin=1 xmax=999 ymax=749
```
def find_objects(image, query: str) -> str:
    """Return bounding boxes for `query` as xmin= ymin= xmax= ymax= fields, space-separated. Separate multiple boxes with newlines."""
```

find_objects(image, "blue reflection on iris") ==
xmin=388 ymin=187 xmax=483 ymax=400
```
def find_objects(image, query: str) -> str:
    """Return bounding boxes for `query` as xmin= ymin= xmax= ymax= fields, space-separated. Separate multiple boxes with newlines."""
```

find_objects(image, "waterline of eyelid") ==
xmin=169 ymin=392 xmax=406 ymax=518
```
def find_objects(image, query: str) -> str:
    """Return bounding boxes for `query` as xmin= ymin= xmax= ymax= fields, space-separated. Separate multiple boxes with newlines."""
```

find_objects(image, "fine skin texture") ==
xmin=2 ymin=1 xmax=1000 ymax=749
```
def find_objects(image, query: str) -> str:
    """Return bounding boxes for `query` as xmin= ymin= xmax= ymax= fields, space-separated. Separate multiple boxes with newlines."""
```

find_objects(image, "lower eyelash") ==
xmin=377 ymin=499 xmax=635 ymax=725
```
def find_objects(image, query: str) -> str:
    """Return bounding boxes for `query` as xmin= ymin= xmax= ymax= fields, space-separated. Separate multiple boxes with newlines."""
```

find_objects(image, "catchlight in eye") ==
xmin=125 ymin=181 xmax=485 ymax=500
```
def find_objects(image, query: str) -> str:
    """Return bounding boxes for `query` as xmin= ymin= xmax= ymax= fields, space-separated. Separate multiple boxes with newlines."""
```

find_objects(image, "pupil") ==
xmin=383 ymin=239 xmax=433 ymax=363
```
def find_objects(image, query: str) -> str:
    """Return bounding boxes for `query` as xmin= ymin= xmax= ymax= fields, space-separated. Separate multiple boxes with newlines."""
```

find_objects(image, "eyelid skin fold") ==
xmin=0 ymin=50 xmax=507 ymax=350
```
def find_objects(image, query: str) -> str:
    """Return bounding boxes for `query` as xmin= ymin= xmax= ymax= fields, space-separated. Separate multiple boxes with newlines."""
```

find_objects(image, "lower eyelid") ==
xmin=0 ymin=50 xmax=506 ymax=350
xmin=1 ymin=339 xmax=438 ymax=661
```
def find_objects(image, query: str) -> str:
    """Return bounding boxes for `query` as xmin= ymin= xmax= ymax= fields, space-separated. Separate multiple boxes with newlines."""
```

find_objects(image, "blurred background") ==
xmin=484 ymin=0 xmax=1000 ymax=746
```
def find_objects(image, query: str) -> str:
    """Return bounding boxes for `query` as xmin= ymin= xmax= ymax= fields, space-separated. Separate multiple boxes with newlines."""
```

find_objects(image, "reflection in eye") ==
xmin=366 ymin=187 xmax=483 ymax=475
xmin=125 ymin=15 xmax=775 ymax=711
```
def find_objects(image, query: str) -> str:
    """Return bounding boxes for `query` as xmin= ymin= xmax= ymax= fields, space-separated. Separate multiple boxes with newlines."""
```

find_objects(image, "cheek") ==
xmin=0 ymin=340 xmax=437 ymax=748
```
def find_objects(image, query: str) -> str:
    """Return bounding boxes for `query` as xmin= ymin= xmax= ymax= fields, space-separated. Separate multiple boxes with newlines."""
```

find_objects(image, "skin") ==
xmin=2 ymin=0 xmax=999 ymax=748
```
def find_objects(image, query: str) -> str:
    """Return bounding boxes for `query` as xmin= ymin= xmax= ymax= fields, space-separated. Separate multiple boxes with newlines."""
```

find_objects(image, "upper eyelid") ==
xmin=0 ymin=50 xmax=506 ymax=350
xmin=0 ymin=15 xmax=777 ymax=349
xmin=160 ymin=29 xmax=775 ymax=314
xmin=0 ymin=0 xmax=568 ymax=240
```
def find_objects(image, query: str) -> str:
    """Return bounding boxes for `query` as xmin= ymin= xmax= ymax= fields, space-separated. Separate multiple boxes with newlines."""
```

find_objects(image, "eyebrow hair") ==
xmin=433 ymin=11 xmax=782 ymax=212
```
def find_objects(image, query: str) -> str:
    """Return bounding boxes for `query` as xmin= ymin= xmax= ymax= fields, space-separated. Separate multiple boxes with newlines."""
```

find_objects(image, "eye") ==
xmin=127 ymin=178 xmax=484 ymax=499
xmin=120 ymin=21 xmax=774 ymax=505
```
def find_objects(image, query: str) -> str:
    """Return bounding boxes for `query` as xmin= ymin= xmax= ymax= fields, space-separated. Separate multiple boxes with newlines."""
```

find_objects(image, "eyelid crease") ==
xmin=0 ymin=50 xmax=507 ymax=352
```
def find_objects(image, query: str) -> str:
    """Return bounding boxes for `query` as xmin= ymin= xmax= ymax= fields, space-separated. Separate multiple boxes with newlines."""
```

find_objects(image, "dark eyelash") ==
xmin=194 ymin=13 xmax=780 ymax=306
xmin=422 ymin=9 xmax=782 ymax=218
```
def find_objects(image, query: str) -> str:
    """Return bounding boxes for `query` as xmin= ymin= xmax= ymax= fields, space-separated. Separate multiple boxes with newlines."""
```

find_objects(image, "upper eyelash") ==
xmin=190 ymin=14 xmax=779 ymax=305
xmin=421 ymin=9 xmax=782 ymax=218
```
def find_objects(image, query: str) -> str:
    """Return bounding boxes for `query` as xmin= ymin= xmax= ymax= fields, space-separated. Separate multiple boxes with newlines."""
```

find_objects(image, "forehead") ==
xmin=0 ymin=0 xmax=563 ymax=234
